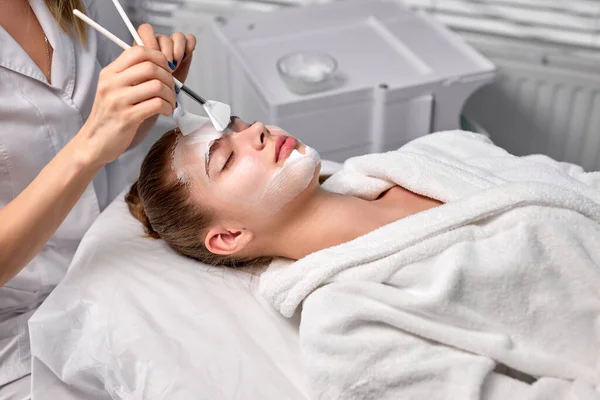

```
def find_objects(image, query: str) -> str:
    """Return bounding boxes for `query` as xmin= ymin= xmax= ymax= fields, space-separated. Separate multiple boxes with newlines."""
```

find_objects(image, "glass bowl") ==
xmin=277 ymin=51 xmax=338 ymax=95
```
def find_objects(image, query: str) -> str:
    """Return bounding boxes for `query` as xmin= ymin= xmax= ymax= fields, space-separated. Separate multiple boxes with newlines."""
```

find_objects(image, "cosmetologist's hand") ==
xmin=136 ymin=23 xmax=197 ymax=84
xmin=76 ymin=46 xmax=177 ymax=167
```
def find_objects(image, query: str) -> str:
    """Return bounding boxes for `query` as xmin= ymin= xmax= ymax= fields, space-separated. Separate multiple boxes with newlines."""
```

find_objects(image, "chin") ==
xmin=254 ymin=144 xmax=321 ymax=217
xmin=296 ymin=162 xmax=322 ymax=198
xmin=268 ymin=162 xmax=321 ymax=214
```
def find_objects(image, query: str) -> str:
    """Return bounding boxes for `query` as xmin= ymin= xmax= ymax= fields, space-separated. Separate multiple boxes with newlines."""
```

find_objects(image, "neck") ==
xmin=0 ymin=1 xmax=34 ymax=36
xmin=267 ymin=187 xmax=398 ymax=260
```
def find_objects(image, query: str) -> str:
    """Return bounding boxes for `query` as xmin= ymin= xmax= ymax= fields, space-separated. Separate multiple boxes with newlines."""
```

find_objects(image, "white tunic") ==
xmin=0 ymin=0 xmax=122 ymax=386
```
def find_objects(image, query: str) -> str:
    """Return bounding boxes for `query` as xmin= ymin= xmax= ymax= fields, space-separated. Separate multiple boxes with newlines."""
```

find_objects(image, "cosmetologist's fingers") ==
xmin=117 ymin=60 xmax=175 ymax=89
xmin=109 ymin=46 xmax=171 ymax=74
xmin=183 ymin=33 xmax=197 ymax=62
xmin=137 ymin=23 xmax=159 ymax=50
xmin=125 ymin=79 xmax=177 ymax=110
xmin=131 ymin=97 xmax=174 ymax=120
xmin=171 ymin=32 xmax=186 ymax=66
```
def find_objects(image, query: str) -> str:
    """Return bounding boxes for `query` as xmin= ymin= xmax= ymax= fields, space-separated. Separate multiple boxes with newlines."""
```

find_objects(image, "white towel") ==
xmin=259 ymin=131 xmax=600 ymax=400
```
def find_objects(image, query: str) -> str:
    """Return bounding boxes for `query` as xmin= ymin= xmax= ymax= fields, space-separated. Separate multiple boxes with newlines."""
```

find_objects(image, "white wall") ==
xmin=93 ymin=0 xmax=137 ymax=56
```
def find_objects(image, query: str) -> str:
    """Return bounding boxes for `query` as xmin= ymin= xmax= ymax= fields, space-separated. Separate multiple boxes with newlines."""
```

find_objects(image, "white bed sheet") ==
xmin=28 ymin=183 xmax=321 ymax=399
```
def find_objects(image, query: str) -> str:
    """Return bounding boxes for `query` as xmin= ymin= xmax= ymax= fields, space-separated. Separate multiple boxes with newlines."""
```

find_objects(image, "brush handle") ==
xmin=110 ymin=0 xmax=144 ymax=47
xmin=74 ymin=10 xmax=130 ymax=51
xmin=180 ymin=86 xmax=207 ymax=105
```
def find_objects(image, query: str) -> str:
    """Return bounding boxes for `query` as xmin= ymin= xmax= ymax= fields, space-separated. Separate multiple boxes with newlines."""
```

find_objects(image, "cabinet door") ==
xmin=382 ymin=94 xmax=432 ymax=151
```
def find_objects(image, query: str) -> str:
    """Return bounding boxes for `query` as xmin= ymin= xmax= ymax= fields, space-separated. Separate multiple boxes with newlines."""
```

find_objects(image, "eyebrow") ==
xmin=205 ymin=138 xmax=223 ymax=178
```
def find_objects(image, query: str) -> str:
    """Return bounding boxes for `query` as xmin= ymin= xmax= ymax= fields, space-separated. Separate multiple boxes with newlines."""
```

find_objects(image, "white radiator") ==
xmin=403 ymin=0 xmax=600 ymax=171
xmin=462 ymin=35 xmax=600 ymax=172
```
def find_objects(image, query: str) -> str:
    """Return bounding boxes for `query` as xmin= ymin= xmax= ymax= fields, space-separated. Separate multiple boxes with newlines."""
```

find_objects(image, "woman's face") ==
xmin=172 ymin=116 xmax=321 ymax=223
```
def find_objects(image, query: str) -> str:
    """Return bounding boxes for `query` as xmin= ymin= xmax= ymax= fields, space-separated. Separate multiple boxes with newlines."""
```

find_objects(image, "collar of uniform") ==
xmin=0 ymin=10 xmax=47 ymax=83
xmin=29 ymin=0 xmax=76 ymax=98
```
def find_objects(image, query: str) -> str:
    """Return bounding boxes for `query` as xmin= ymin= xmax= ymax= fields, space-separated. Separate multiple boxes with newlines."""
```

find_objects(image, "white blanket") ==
xmin=259 ymin=131 xmax=600 ymax=400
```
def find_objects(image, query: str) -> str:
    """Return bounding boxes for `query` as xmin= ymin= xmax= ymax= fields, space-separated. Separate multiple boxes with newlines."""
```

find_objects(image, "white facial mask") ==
xmin=231 ymin=125 xmax=320 ymax=213
xmin=171 ymin=105 xmax=224 ymax=182
xmin=213 ymin=143 xmax=320 ymax=214
xmin=260 ymin=144 xmax=321 ymax=213
xmin=172 ymin=118 xmax=320 ymax=214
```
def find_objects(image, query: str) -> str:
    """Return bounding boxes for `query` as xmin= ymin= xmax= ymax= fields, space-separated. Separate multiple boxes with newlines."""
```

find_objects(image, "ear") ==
xmin=205 ymin=226 xmax=254 ymax=256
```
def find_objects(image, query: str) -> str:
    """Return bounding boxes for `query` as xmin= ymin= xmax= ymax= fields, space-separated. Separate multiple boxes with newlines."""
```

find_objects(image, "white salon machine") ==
xmin=176 ymin=0 xmax=496 ymax=162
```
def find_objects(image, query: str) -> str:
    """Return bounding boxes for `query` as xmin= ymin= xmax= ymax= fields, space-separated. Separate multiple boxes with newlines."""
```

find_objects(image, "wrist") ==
xmin=69 ymin=126 xmax=106 ymax=173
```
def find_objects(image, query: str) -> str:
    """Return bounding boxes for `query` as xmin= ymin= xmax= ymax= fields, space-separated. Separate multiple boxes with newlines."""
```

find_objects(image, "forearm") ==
xmin=128 ymin=115 xmax=159 ymax=150
xmin=0 ymin=136 xmax=102 ymax=286
xmin=0 ymin=42 xmax=181 ymax=285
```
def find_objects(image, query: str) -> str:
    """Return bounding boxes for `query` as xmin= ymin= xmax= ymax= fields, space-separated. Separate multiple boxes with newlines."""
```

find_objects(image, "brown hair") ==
xmin=125 ymin=129 xmax=272 ymax=269
xmin=45 ymin=0 xmax=87 ymax=44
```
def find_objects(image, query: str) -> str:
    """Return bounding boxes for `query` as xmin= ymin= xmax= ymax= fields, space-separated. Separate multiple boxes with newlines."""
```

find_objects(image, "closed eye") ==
xmin=206 ymin=137 xmax=224 ymax=178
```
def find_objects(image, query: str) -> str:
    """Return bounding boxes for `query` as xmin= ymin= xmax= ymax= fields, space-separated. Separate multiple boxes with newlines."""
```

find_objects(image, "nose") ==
xmin=235 ymin=122 xmax=267 ymax=151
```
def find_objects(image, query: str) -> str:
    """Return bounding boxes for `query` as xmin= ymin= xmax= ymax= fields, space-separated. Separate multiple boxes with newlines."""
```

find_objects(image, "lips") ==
xmin=276 ymin=136 xmax=298 ymax=163
xmin=274 ymin=136 xmax=285 ymax=162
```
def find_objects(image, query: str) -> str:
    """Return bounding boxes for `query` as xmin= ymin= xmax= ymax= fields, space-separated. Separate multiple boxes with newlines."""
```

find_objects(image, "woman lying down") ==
xmin=126 ymin=106 xmax=600 ymax=400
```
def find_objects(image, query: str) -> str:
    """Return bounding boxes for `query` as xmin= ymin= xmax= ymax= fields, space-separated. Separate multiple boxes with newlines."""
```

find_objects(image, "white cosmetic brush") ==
xmin=73 ymin=8 xmax=231 ymax=133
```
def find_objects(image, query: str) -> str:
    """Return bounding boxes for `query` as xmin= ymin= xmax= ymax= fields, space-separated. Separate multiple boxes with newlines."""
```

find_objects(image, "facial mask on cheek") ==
xmin=209 ymin=121 xmax=319 ymax=211
xmin=171 ymin=105 xmax=224 ymax=182
xmin=215 ymin=143 xmax=320 ymax=212
xmin=222 ymin=125 xmax=319 ymax=212
xmin=221 ymin=155 xmax=270 ymax=200
xmin=260 ymin=145 xmax=321 ymax=212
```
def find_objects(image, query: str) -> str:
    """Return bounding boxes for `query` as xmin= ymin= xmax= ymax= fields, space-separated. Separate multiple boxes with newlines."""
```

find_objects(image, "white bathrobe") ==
xmin=259 ymin=131 xmax=600 ymax=400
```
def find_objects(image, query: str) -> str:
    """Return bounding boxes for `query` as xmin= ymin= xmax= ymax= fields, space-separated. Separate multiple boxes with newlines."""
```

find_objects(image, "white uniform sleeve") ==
xmin=299 ymin=282 xmax=595 ymax=400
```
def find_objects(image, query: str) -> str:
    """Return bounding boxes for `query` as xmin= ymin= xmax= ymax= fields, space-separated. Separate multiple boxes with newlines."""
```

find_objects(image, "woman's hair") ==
xmin=45 ymin=0 xmax=87 ymax=44
xmin=125 ymin=129 xmax=272 ymax=269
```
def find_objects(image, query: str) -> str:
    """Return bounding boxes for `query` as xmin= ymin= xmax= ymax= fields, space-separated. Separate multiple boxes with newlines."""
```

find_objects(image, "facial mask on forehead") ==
xmin=172 ymin=104 xmax=224 ymax=181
